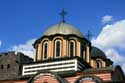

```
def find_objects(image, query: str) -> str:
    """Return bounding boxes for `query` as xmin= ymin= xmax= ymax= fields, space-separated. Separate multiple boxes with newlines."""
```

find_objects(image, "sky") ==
xmin=0 ymin=0 xmax=125 ymax=72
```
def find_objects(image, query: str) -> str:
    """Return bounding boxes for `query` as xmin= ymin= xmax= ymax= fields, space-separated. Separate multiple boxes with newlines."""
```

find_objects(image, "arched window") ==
xmin=43 ymin=41 xmax=48 ymax=60
xmin=69 ymin=40 xmax=75 ymax=57
xmin=55 ymin=40 xmax=62 ymax=58
xmin=81 ymin=44 xmax=86 ymax=60
xmin=96 ymin=60 xmax=102 ymax=68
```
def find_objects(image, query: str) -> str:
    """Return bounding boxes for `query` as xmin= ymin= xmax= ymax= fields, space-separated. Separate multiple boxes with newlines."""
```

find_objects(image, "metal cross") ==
xmin=86 ymin=30 xmax=93 ymax=41
xmin=59 ymin=9 xmax=67 ymax=22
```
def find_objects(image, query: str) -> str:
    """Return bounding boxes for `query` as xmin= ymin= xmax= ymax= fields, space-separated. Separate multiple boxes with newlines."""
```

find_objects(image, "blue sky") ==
xmin=0 ymin=0 xmax=125 ymax=72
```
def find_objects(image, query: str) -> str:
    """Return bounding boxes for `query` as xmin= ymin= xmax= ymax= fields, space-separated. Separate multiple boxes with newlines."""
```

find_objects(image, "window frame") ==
xmin=42 ymin=41 xmax=48 ymax=60
xmin=80 ymin=43 xmax=86 ymax=60
xmin=55 ymin=40 xmax=62 ymax=58
xmin=96 ymin=60 xmax=102 ymax=68
xmin=69 ymin=40 xmax=76 ymax=57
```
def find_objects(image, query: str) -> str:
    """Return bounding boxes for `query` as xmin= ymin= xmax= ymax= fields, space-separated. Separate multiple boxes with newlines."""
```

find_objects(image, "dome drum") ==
xmin=33 ymin=34 xmax=90 ymax=49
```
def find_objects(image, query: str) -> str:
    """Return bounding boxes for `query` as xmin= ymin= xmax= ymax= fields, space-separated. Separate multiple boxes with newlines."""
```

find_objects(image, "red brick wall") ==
xmin=94 ymin=73 xmax=111 ymax=81
xmin=65 ymin=72 xmax=111 ymax=83
xmin=0 ymin=80 xmax=27 ymax=83
xmin=0 ymin=72 xmax=111 ymax=83
xmin=33 ymin=75 xmax=59 ymax=83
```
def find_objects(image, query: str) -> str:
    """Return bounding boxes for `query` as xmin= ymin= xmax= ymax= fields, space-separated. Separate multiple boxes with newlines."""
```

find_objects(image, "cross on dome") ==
xmin=59 ymin=9 xmax=67 ymax=23
xmin=86 ymin=30 xmax=93 ymax=40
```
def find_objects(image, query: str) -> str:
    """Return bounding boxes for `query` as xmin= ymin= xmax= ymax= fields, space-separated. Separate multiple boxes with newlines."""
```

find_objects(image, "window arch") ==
xmin=43 ymin=41 xmax=48 ymax=60
xmin=69 ymin=40 xmax=75 ymax=57
xmin=55 ymin=40 xmax=62 ymax=58
xmin=96 ymin=60 xmax=102 ymax=68
xmin=81 ymin=44 xmax=86 ymax=60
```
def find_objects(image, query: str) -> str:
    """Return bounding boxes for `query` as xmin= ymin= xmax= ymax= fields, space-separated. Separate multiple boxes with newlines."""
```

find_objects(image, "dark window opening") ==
xmin=81 ymin=44 xmax=85 ymax=60
xmin=1 ymin=65 xmax=3 ymax=69
xmin=56 ymin=41 xmax=61 ymax=57
xmin=96 ymin=60 xmax=102 ymax=68
xmin=70 ymin=42 xmax=74 ymax=57
xmin=7 ymin=64 xmax=10 ymax=69
xmin=44 ymin=43 xmax=48 ymax=59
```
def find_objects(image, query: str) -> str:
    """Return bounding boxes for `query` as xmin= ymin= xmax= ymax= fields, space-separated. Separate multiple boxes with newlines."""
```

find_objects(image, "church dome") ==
xmin=90 ymin=46 xmax=106 ymax=59
xmin=43 ymin=22 xmax=84 ymax=37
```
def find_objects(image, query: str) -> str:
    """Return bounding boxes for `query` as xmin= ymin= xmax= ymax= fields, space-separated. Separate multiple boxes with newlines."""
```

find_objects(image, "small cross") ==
xmin=59 ymin=9 xmax=67 ymax=22
xmin=86 ymin=30 xmax=93 ymax=40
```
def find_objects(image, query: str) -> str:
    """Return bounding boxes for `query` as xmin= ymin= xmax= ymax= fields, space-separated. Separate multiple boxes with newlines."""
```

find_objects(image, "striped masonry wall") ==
xmin=22 ymin=58 xmax=85 ymax=76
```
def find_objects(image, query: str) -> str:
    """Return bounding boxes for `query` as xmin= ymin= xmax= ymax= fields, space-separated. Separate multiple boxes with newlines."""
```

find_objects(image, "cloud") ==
xmin=104 ymin=48 xmax=125 ymax=73
xmin=122 ymin=65 xmax=125 ymax=73
xmin=102 ymin=15 xmax=113 ymax=24
xmin=9 ymin=39 xmax=36 ymax=58
xmin=92 ymin=19 xmax=125 ymax=72
xmin=105 ymin=48 xmax=124 ymax=63
xmin=0 ymin=40 xmax=2 ymax=47
xmin=92 ymin=20 xmax=125 ymax=49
